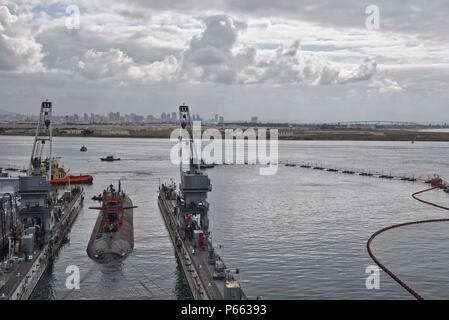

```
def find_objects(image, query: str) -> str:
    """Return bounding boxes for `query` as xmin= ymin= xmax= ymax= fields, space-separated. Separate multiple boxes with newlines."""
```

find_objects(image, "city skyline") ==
xmin=0 ymin=108 xmax=244 ymax=124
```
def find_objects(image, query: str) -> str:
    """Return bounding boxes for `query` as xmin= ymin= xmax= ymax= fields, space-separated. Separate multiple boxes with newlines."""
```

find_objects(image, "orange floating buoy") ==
xmin=431 ymin=177 xmax=443 ymax=188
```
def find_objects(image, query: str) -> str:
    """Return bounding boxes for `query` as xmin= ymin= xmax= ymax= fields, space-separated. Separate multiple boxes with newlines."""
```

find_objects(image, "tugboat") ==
xmin=80 ymin=145 xmax=87 ymax=152
xmin=41 ymin=159 xmax=93 ymax=185
xmin=158 ymin=105 xmax=246 ymax=300
xmin=86 ymin=181 xmax=136 ymax=263
xmin=0 ymin=100 xmax=84 ymax=300
xmin=100 ymin=155 xmax=120 ymax=162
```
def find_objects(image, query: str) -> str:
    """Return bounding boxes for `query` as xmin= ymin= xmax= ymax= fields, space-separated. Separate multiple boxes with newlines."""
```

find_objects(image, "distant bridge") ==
xmin=327 ymin=121 xmax=426 ymax=127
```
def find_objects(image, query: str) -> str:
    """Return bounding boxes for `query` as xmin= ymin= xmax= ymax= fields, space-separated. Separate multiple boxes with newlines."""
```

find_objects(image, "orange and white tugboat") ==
xmin=45 ymin=159 xmax=93 ymax=185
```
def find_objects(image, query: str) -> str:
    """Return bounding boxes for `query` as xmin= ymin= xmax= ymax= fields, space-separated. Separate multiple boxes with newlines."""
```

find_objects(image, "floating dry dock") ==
xmin=0 ymin=178 xmax=83 ymax=300
xmin=0 ymin=100 xmax=84 ymax=300
xmin=158 ymin=105 xmax=247 ymax=300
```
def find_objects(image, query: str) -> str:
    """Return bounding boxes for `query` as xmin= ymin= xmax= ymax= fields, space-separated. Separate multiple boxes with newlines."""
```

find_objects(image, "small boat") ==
xmin=101 ymin=155 xmax=120 ymax=162
xmin=80 ymin=145 xmax=87 ymax=152
xmin=199 ymin=159 xmax=215 ymax=170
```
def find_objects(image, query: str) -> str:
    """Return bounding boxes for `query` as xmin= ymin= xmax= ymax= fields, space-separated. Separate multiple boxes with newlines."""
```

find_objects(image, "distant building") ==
xmin=214 ymin=114 xmax=219 ymax=123
xmin=146 ymin=115 xmax=155 ymax=123
xmin=172 ymin=112 xmax=177 ymax=123
xmin=219 ymin=116 xmax=224 ymax=124
xmin=135 ymin=115 xmax=144 ymax=123
xmin=250 ymin=116 xmax=258 ymax=123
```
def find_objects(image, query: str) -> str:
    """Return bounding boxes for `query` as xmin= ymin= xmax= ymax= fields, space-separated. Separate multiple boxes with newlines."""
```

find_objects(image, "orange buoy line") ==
xmin=367 ymin=183 xmax=449 ymax=300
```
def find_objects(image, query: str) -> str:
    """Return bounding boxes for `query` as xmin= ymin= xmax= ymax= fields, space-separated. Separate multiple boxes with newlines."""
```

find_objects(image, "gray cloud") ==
xmin=90 ymin=0 xmax=449 ymax=41
xmin=0 ymin=0 xmax=448 ymax=122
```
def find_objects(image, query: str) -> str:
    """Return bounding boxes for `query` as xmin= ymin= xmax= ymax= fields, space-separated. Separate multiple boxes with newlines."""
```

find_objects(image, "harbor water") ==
xmin=2 ymin=136 xmax=449 ymax=299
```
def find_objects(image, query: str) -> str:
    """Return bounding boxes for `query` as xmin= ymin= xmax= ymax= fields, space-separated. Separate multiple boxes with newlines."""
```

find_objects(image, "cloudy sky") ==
xmin=1 ymin=0 xmax=448 ymax=122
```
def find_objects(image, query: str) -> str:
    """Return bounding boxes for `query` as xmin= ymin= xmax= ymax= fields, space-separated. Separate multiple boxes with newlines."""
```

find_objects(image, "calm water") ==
xmin=2 ymin=136 xmax=449 ymax=299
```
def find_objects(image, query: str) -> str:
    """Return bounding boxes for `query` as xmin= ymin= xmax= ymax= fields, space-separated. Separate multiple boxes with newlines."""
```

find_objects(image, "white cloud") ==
xmin=74 ymin=48 xmax=179 ymax=83
xmin=63 ymin=15 xmax=381 ymax=87
xmin=173 ymin=16 xmax=380 ymax=86
xmin=369 ymin=77 xmax=403 ymax=93
xmin=0 ymin=4 xmax=45 ymax=72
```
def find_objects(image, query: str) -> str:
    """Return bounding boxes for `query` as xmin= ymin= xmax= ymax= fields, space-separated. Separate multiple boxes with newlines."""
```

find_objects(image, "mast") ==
xmin=29 ymin=100 xmax=53 ymax=180
xmin=178 ymin=104 xmax=211 ymax=237
xmin=179 ymin=104 xmax=200 ymax=176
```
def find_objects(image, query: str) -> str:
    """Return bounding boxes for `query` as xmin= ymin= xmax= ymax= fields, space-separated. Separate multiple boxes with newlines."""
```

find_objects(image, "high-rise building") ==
xmin=214 ymin=114 xmax=219 ymax=123
xmin=146 ymin=115 xmax=155 ymax=123
xmin=219 ymin=116 xmax=224 ymax=124
xmin=172 ymin=112 xmax=177 ymax=123
xmin=251 ymin=116 xmax=258 ymax=123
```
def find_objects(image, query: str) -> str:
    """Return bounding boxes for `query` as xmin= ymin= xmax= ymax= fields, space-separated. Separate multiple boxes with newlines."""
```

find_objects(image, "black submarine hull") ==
xmin=86 ymin=195 xmax=134 ymax=263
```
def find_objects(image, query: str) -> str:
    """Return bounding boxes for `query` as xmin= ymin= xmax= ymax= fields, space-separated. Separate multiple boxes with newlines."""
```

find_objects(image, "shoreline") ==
xmin=2 ymin=123 xmax=449 ymax=141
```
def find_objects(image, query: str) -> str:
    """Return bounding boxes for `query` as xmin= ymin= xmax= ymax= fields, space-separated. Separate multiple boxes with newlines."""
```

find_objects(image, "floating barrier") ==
xmin=282 ymin=161 xmax=444 ymax=187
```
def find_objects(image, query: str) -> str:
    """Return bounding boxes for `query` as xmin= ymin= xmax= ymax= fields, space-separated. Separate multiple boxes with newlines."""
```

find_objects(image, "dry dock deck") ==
xmin=159 ymin=194 xmax=246 ymax=300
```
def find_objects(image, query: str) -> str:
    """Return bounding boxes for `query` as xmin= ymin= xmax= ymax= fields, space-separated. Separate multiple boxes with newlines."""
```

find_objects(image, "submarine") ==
xmin=86 ymin=181 xmax=136 ymax=263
